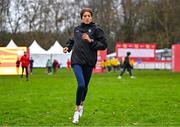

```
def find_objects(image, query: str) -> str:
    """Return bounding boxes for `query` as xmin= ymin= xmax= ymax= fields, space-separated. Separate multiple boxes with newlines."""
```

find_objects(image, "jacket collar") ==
xmin=80 ymin=22 xmax=95 ymax=28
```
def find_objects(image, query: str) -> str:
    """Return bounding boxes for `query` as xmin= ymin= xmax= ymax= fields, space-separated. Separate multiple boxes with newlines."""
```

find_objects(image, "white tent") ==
xmin=47 ymin=41 xmax=63 ymax=54
xmin=47 ymin=41 xmax=71 ymax=67
xmin=29 ymin=40 xmax=50 ymax=67
xmin=29 ymin=40 xmax=71 ymax=68
xmin=107 ymin=52 xmax=116 ymax=59
xmin=29 ymin=40 xmax=48 ymax=54
xmin=6 ymin=39 xmax=17 ymax=47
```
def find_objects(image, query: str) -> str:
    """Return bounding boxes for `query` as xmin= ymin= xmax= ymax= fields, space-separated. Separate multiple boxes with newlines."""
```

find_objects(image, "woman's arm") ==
xmin=63 ymin=38 xmax=74 ymax=53
xmin=90 ymin=27 xmax=107 ymax=50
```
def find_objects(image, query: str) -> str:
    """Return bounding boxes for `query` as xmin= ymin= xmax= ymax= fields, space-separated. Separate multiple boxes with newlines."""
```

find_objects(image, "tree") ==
xmin=0 ymin=0 xmax=10 ymax=32
xmin=7 ymin=0 xmax=25 ymax=33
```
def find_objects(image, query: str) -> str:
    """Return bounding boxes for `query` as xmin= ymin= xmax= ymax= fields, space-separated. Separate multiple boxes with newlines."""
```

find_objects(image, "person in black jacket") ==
xmin=63 ymin=8 xmax=107 ymax=124
xmin=29 ymin=57 xmax=34 ymax=74
xmin=118 ymin=52 xmax=135 ymax=79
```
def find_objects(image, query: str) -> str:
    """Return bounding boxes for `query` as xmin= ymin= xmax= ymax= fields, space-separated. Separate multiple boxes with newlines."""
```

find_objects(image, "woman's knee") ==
xmin=78 ymin=83 xmax=85 ymax=90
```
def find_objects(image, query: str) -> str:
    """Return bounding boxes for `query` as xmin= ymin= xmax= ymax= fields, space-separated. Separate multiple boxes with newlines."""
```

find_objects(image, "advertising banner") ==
xmin=0 ymin=47 xmax=27 ymax=75
xmin=93 ymin=49 xmax=107 ymax=73
xmin=116 ymin=43 xmax=156 ymax=62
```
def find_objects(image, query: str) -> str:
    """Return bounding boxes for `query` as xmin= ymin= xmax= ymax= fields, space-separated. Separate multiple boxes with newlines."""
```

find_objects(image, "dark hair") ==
xmin=127 ymin=52 xmax=131 ymax=56
xmin=80 ymin=8 xmax=93 ymax=19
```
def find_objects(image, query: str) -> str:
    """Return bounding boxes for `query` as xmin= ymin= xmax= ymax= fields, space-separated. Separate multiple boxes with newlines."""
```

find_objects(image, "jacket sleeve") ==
xmin=66 ymin=38 xmax=74 ymax=52
xmin=90 ymin=27 xmax=107 ymax=50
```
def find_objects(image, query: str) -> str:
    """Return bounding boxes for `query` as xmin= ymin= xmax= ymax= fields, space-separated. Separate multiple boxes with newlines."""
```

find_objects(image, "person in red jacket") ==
xmin=20 ymin=51 xmax=30 ymax=81
xmin=66 ymin=59 xmax=71 ymax=71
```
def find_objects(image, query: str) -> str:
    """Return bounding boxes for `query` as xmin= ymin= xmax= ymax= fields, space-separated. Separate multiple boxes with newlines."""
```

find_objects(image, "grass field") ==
xmin=0 ymin=69 xmax=180 ymax=126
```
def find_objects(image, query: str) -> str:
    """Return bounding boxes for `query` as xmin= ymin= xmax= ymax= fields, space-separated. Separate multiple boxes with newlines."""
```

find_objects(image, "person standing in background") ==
xmin=52 ymin=59 xmax=59 ymax=74
xmin=30 ymin=57 xmax=34 ymax=74
xmin=20 ymin=52 xmax=30 ymax=81
xmin=16 ymin=57 xmax=20 ymax=74
xmin=66 ymin=59 xmax=71 ymax=71
xmin=46 ymin=59 xmax=52 ymax=74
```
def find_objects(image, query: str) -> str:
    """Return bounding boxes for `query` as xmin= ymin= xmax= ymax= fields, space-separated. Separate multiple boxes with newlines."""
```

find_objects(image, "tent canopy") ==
xmin=107 ymin=52 xmax=116 ymax=59
xmin=47 ymin=41 xmax=64 ymax=54
xmin=6 ymin=39 xmax=17 ymax=47
xmin=29 ymin=40 xmax=48 ymax=54
xmin=29 ymin=40 xmax=71 ymax=67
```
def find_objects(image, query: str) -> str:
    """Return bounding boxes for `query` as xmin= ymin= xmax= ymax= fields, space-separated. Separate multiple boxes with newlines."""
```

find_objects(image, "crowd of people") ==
xmin=46 ymin=59 xmax=61 ymax=74
xmin=101 ymin=52 xmax=135 ymax=78
xmin=16 ymin=52 xmax=70 ymax=79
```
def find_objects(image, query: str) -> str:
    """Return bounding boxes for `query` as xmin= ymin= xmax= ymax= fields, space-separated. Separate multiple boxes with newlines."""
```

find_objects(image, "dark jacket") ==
xmin=66 ymin=22 xmax=107 ymax=67
xmin=123 ymin=56 xmax=133 ymax=68
xmin=124 ymin=56 xmax=130 ymax=66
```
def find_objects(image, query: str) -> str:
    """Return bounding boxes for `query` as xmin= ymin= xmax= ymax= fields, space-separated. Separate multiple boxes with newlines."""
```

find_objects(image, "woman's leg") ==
xmin=81 ymin=65 xmax=93 ymax=103
xmin=72 ymin=64 xmax=86 ymax=123
xmin=72 ymin=64 xmax=85 ymax=109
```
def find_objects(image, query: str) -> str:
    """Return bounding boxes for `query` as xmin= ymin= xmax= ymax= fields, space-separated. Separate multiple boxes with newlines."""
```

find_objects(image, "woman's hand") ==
xmin=82 ymin=33 xmax=92 ymax=43
xmin=63 ymin=47 xmax=69 ymax=53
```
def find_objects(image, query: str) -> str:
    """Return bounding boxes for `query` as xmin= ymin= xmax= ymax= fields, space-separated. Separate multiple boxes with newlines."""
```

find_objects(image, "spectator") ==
xmin=46 ymin=59 xmax=52 ymax=74
xmin=30 ymin=57 xmax=34 ymax=74
xmin=101 ymin=60 xmax=106 ymax=72
xmin=66 ymin=59 xmax=71 ymax=71
xmin=52 ymin=59 xmax=59 ymax=74
xmin=110 ymin=57 xmax=119 ymax=72
xmin=16 ymin=57 xmax=20 ymax=74
xmin=106 ymin=59 xmax=112 ymax=72
xmin=20 ymin=52 xmax=30 ymax=81
xmin=118 ymin=52 xmax=135 ymax=79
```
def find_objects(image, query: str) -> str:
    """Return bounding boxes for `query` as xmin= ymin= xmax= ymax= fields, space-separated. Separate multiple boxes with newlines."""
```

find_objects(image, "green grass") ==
xmin=0 ymin=69 xmax=180 ymax=126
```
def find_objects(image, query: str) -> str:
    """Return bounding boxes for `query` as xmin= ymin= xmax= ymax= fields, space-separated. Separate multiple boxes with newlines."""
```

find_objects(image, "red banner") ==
xmin=116 ymin=43 xmax=156 ymax=62
xmin=93 ymin=49 xmax=107 ymax=73
xmin=172 ymin=44 xmax=180 ymax=72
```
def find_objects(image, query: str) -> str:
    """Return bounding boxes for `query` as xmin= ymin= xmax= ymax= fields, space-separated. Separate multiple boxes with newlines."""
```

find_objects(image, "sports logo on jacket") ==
xmin=88 ymin=29 xmax=92 ymax=33
xmin=75 ymin=29 xmax=79 ymax=33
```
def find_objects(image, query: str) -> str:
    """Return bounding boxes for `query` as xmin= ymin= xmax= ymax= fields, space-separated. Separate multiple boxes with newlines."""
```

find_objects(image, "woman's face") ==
xmin=81 ymin=12 xmax=92 ymax=24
